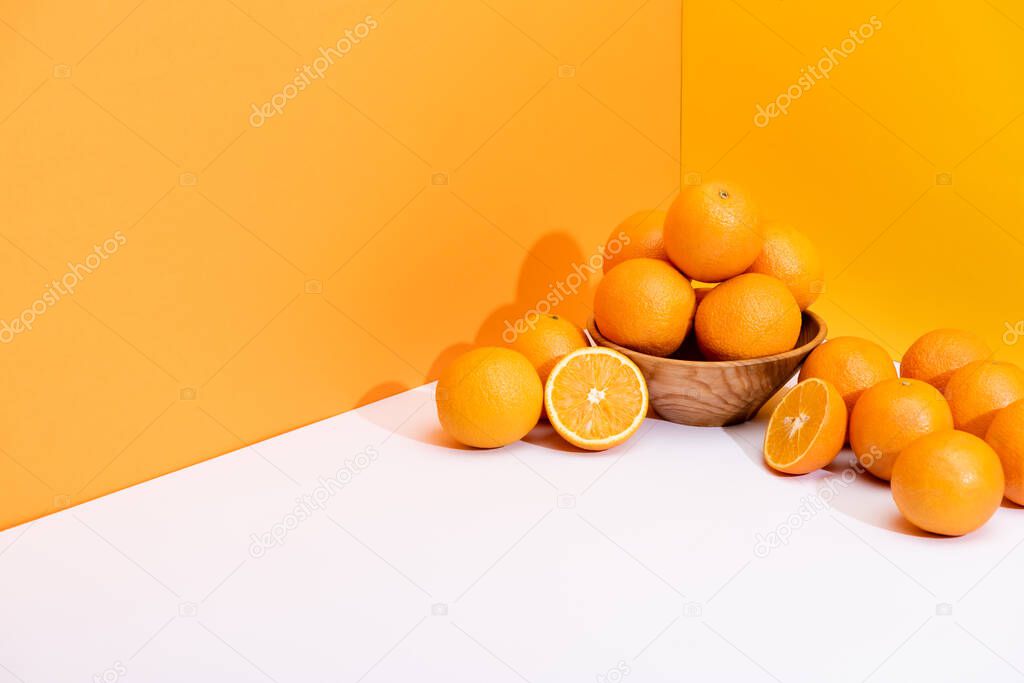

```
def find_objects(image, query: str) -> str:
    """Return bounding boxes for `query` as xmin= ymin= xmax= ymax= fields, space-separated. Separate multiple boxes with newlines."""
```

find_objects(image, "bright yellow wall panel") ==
xmin=683 ymin=0 xmax=1024 ymax=362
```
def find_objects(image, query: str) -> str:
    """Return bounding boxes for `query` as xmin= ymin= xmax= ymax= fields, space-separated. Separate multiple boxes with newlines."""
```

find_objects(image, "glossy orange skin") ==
xmin=694 ymin=273 xmax=801 ymax=361
xmin=944 ymin=360 xmax=1024 ymax=437
xmin=663 ymin=181 xmax=762 ymax=282
xmin=891 ymin=430 xmax=1004 ymax=536
xmin=849 ymin=378 xmax=953 ymax=481
xmin=436 ymin=347 xmax=542 ymax=448
xmin=799 ymin=336 xmax=897 ymax=416
xmin=986 ymin=399 xmax=1024 ymax=505
xmin=594 ymin=258 xmax=695 ymax=357
xmin=746 ymin=222 xmax=824 ymax=310
xmin=602 ymin=210 xmax=670 ymax=274
xmin=901 ymin=329 xmax=992 ymax=392
xmin=508 ymin=314 xmax=587 ymax=383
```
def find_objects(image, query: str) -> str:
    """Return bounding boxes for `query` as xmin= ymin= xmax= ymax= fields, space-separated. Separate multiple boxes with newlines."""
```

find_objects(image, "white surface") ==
xmin=2 ymin=382 xmax=1023 ymax=682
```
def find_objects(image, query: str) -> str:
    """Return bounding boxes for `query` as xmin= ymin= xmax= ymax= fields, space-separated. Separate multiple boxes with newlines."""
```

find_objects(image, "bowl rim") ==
xmin=587 ymin=310 xmax=828 ymax=369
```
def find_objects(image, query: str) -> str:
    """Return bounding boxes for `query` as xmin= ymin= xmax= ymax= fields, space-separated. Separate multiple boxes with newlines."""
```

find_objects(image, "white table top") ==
xmin=2 ymin=382 xmax=1022 ymax=682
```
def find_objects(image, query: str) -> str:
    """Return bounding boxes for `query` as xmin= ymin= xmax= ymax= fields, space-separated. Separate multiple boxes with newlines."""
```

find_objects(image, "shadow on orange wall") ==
xmin=355 ymin=230 xmax=598 ymax=410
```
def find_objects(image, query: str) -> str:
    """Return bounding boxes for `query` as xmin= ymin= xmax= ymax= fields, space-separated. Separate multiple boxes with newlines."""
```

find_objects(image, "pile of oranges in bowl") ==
xmin=593 ymin=181 xmax=820 ymax=362
xmin=433 ymin=179 xmax=1024 ymax=539
xmin=435 ymin=179 xmax=824 ymax=453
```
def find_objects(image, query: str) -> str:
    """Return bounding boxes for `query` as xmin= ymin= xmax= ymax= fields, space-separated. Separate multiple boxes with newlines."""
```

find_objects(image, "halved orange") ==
xmin=764 ymin=378 xmax=847 ymax=474
xmin=545 ymin=347 xmax=649 ymax=451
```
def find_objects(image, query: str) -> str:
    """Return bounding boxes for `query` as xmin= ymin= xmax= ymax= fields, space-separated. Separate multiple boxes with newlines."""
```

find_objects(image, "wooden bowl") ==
xmin=587 ymin=311 xmax=827 ymax=427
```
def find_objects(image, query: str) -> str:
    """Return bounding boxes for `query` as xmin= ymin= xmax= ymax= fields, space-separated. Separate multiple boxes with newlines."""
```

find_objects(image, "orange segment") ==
xmin=764 ymin=378 xmax=847 ymax=474
xmin=545 ymin=347 xmax=649 ymax=451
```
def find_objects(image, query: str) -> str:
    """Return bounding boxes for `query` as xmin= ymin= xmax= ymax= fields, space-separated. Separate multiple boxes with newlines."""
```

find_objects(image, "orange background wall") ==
xmin=0 ymin=0 xmax=681 ymax=529
xmin=2 ymin=0 xmax=1023 ymax=530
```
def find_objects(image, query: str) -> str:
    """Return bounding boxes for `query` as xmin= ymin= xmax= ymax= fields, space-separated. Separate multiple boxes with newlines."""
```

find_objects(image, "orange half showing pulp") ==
xmin=545 ymin=347 xmax=649 ymax=451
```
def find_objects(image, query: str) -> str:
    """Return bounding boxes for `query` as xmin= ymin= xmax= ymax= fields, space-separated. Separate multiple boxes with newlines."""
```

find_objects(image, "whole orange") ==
xmin=694 ymin=273 xmax=801 ymax=361
xmin=849 ymin=378 xmax=954 ymax=481
xmin=891 ymin=430 xmax=1004 ymax=536
xmin=602 ymin=210 xmax=669 ymax=274
xmin=944 ymin=359 xmax=1024 ymax=437
xmin=508 ymin=314 xmax=587 ymax=383
xmin=594 ymin=257 xmax=695 ymax=357
xmin=663 ymin=181 xmax=762 ymax=282
xmin=798 ymin=336 xmax=897 ymax=415
xmin=745 ymin=222 xmax=823 ymax=310
xmin=436 ymin=347 xmax=542 ymax=448
xmin=986 ymin=399 xmax=1024 ymax=505
xmin=901 ymin=328 xmax=992 ymax=392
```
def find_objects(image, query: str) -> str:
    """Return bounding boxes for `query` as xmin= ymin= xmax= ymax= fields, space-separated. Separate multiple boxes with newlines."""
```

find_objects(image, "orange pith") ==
xmin=545 ymin=347 xmax=649 ymax=451
xmin=764 ymin=378 xmax=846 ymax=474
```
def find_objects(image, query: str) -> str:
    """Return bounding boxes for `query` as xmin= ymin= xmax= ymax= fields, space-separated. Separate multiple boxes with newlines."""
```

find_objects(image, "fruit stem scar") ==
xmin=587 ymin=387 xmax=606 ymax=405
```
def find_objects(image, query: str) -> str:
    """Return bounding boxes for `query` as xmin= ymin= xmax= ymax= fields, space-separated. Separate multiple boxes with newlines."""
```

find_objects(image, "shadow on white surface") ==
xmin=719 ymin=387 xmax=790 ymax=478
xmin=354 ymin=375 xmax=1023 ymax=544
xmin=355 ymin=382 xmax=635 ymax=457
xmin=821 ymin=451 xmax=940 ymax=539
xmin=717 ymin=381 xmax=955 ymax=539
xmin=521 ymin=422 xmax=587 ymax=454
xmin=419 ymin=425 xmax=479 ymax=452
xmin=6 ymin=378 xmax=1024 ymax=681
xmin=521 ymin=420 xmax=652 ymax=457
xmin=351 ymin=384 xmax=478 ymax=450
